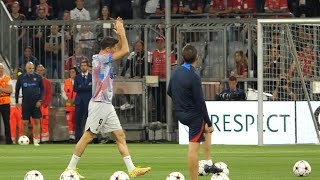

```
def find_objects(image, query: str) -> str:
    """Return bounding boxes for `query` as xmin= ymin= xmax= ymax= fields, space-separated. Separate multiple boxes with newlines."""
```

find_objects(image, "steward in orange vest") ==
xmin=0 ymin=63 xmax=13 ymax=144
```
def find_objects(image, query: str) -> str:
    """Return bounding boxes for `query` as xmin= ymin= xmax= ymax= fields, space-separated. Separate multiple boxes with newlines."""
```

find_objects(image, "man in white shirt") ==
xmin=70 ymin=0 xmax=91 ymax=20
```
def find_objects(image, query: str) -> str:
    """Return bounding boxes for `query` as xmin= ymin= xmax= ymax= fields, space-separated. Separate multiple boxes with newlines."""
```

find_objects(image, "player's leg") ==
xmin=203 ymin=123 xmax=213 ymax=166
xmin=40 ymin=106 xmax=50 ymax=143
xmin=105 ymin=104 xmax=150 ymax=177
xmin=2 ymin=104 xmax=13 ymax=144
xmin=188 ymin=142 xmax=200 ymax=180
xmin=32 ymin=105 xmax=42 ymax=146
xmin=21 ymin=103 xmax=30 ymax=136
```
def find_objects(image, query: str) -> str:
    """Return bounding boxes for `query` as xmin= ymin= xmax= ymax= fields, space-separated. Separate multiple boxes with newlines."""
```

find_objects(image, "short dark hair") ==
xmin=229 ymin=76 xmax=237 ymax=81
xmin=100 ymin=36 xmax=119 ymax=50
xmin=24 ymin=46 xmax=33 ymax=51
xmin=69 ymin=67 xmax=78 ymax=74
xmin=80 ymin=60 xmax=89 ymax=66
xmin=182 ymin=44 xmax=197 ymax=64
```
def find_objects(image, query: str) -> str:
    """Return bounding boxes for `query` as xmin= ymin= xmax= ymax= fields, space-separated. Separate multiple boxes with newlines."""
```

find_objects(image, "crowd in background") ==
xmin=3 ymin=0 xmax=320 ymax=21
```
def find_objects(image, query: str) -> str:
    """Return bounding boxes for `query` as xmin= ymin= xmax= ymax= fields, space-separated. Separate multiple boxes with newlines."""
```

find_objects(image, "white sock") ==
xmin=123 ymin=156 xmax=135 ymax=172
xmin=68 ymin=154 xmax=81 ymax=169
xmin=205 ymin=159 xmax=213 ymax=166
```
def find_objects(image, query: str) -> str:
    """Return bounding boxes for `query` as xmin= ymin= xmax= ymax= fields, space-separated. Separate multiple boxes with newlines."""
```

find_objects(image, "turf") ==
xmin=0 ymin=144 xmax=319 ymax=180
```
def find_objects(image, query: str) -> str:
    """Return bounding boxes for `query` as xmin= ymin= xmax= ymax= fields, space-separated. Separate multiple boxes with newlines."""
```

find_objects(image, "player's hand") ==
xmin=113 ymin=17 xmax=125 ymax=35
xmin=36 ymin=101 xmax=42 ymax=108
xmin=207 ymin=126 xmax=214 ymax=133
xmin=16 ymin=103 xmax=21 ymax=109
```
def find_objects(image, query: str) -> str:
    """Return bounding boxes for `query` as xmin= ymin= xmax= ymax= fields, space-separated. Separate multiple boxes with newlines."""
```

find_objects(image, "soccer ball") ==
xmin=166 ymin=172 xmax=185 ymax=180
xmin=293 ymin=160 xmax=311 ymax=177
xmin=214 ymin=162 xmax=229 ymax=176
xmin=110 ymin=171 xmax=129 ymax=180
xmin=198 ymin=160 xmax=209 ymax=176
xmin=211 ymin=173 xmax=230 ymax=180
xmin=24 ymin=170 xmax=44 ymax=180
xmin=60 ymin=169 xmax=80 ymax=180
xmin=18 ymin=135 xmax=30 ymax=145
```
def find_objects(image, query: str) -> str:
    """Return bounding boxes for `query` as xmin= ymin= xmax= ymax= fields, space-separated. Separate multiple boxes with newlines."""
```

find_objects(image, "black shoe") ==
xmin=204 ymin=164 xmax=223 ymax=174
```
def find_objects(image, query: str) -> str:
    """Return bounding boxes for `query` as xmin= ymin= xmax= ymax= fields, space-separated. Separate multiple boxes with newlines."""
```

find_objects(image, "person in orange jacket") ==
xmin=0 ymin=63 xmax=13 ymax=144
xmin=10 ymin=67 xmax=23 ymax=144
xmin=63 ymin=67 xmax=77 ymax=143
xmin=35 ymin=65 xmax=52 ymax=143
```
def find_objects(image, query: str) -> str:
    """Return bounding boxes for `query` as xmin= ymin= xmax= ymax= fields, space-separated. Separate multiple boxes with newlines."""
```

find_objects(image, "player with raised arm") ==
xmin=65 ymin=17 xmax=151 ymax=178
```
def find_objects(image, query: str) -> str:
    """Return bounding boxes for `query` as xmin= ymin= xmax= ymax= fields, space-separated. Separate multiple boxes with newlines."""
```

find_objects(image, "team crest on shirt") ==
xmin=33 ymin=78 xmax=36 ymax=81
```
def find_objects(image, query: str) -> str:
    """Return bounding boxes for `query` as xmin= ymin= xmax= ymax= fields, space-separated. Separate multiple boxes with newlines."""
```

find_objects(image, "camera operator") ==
xmin=272 ymin=75 xmax=297 ymax=101
xmin=217 ymin=76 xmax=246 ymax=101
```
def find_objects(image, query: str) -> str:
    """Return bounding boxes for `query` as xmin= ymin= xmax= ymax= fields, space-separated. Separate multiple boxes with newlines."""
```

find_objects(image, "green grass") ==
xmin=0 ymin=144 xmax=319 ymax=180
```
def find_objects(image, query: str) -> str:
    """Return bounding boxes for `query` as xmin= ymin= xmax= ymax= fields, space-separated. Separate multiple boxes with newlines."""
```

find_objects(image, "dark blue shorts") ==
xmin=22 ymin=101 xmax=42 ymax=120
xmin=176 ymin=111 xmax=205 ymax=142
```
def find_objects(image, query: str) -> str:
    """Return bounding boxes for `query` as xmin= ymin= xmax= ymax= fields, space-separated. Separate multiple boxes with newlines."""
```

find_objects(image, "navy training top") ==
xmin=167 ymin=63 xmax=212 ymax=127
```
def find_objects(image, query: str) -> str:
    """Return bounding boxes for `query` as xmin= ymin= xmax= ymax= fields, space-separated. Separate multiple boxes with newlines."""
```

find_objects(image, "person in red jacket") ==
xmin=63 ymin=67 xmax=77 ymax=143
xmin=35 ymin=64 xmax=52 ymax=143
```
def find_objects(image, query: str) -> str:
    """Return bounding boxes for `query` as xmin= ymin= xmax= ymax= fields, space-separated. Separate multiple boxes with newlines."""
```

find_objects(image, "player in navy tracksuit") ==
xmin=167 ymin=45 xmax=222 ymax=180
xmin=15 ymin=62 xmax=44 ymax=146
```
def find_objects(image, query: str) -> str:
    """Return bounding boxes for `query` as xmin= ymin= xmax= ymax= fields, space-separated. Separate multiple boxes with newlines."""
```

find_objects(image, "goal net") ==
xmin=257 ymin=19 xmax=320 ymax=145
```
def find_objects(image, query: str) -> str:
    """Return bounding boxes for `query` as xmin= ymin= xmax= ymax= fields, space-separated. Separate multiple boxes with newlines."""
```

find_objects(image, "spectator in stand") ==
xmin=70 ymin=0 xmax=91 ymax=20
xmin=288 ymin=43 xmax=314 ymax=78
xmin=294 ymin=0 xmax=320 ymax=17
xmin=234 ymin=50 xmax=248 ymax=78
xmin=44 ymin=25 xmax=63 ymax=79
xmin=216 ymin=76 xmax=246 ymax=101
xmin=109 ymin=0 xmax=133 ymax=19
xmin=264 ymin=45 xmax=281 ymax=78
xmin=32 ymin=7 xmax=49 ymax=65
xmin=264 ymin=0 xmax=289 ymax=13
xmin=19 ymin=46 xmax=40 ymax=72
xmin=172 ymin=0 xmax=203 ymax=14
xmin=18 ymin=0 xmax=37 ymax=20
xmin=255 ymin=0 xmax=265 ymax=12
xmin=272 ymin=75 xmax=297 ymax=101
xmin=11 ymin=2 xmax=27 ymax=57
xmin=34 ymin=0 xmax=53 ymax=20
xmin=57 ymin=0 xmax=75 ymax=19
xmin=35 ymin=65 xmax=52 ymax=143
xmin=62 ymin=67 xmax=78 ymax=143
xmin=97 ymin=6 xmax=112 ymax=20
xmin=61 ymin=10 xmax=75 ymax=58
xmin=10 ymin=67 xmax=23 ymax=144
xmin=74 ymin=25 xmax=94 ymax=62
xmin=65 ymin=44 xmax=89 ymax=78
xmin=208 ymin=0 xmax=230 ymax=15
xmin=11 ymin=2 xmax=26 ymax=21
xmin=144 ymin=0 xmax=165 ymax=18
xmin=120 ymin=40 xmax=152 ymax=110
xmin=227 ymin=0 xmax=255 ymax=14
xmin=151 ymin=37 xmax=176 ymax=122
xmin=4 ymin=0 xmax=14 ymax=9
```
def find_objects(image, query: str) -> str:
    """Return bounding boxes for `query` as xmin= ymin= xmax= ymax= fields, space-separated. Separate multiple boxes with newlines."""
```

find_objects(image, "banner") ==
xmin=179 ymin=101 xmax=318 ymax=145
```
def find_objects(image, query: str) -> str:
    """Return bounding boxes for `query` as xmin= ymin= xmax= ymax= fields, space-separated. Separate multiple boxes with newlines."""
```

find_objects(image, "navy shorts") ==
xmin=176 ymin=111 xmax=205 ymax=142
xmin=22 ymin=101 xmax=42 ymax=120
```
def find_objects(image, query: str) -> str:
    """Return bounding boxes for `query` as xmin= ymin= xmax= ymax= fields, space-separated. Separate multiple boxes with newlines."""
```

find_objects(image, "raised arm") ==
xmin=112 ymin=17 xmax=129 ymax=61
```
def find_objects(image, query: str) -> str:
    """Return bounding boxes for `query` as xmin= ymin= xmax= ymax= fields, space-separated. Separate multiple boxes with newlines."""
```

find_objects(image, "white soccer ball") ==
xmin=211 ymin=173 xmax=230 ymax=180
xmin=18 ymin=135 xmax=30 ymax=145
xmin=110 ymin=171 xmax=129 ymax=180
xmin=198 ymin=160 xmax=209 ymax=176
xmin=166 ymin=172 xmax=185 ymax=180
xmin=293 ymin=160 xmax=311 ymax=177
xmin=214 ymin=162 xmax=229 ymax=176
xmin=60 ymin=169 xmax=80 ymax=180
xmin=24 ymin=170 xmax=44 ymax=180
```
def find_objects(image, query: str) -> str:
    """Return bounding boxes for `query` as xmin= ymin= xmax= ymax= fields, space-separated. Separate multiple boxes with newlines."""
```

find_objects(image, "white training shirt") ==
xmin=70 ymin=8 xmax=91 ymax=20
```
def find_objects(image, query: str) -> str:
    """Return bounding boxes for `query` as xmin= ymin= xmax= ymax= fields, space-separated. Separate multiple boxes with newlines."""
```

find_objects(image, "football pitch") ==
xmin=0 ymin=144 xmax=319 ymax=180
